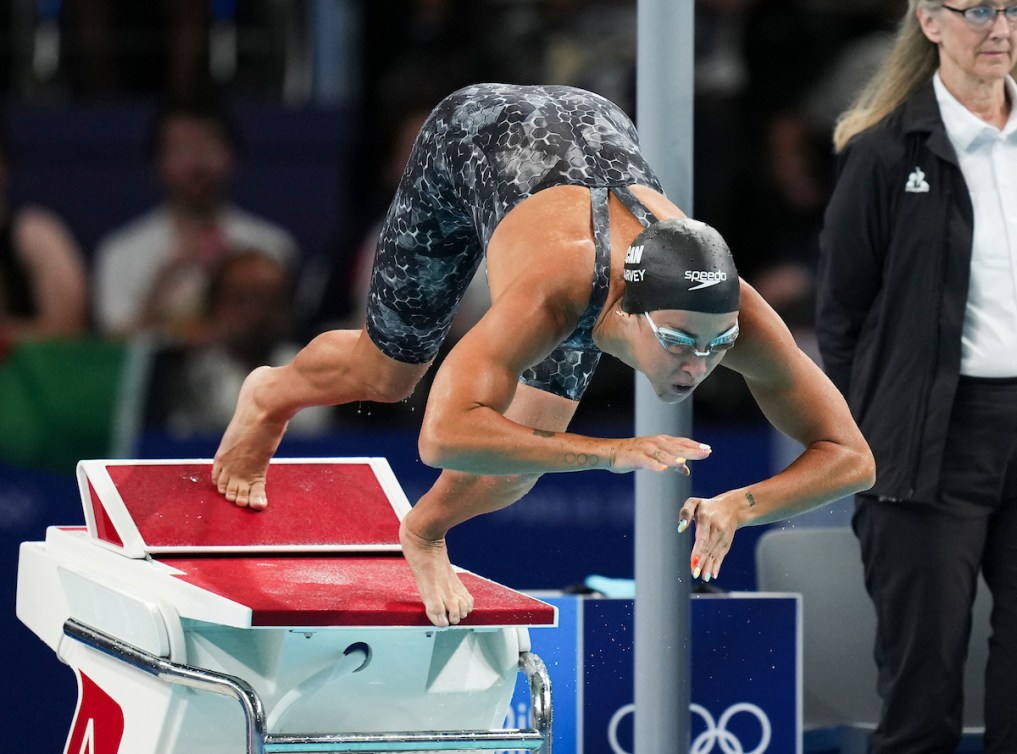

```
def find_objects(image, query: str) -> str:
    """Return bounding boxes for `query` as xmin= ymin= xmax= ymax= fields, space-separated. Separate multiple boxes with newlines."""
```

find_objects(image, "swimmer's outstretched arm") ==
xmin=676 ymin=283 xmax=875 ymax=581
xmin=418 ymin=284 xmax=713 ymax=476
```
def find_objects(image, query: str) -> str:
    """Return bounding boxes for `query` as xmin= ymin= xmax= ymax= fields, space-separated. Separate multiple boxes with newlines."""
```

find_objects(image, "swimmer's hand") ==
xmin=608 ymin=436 xmax=711 ymax=475
xmin=677 ymin=491 xmax=745 ymax=584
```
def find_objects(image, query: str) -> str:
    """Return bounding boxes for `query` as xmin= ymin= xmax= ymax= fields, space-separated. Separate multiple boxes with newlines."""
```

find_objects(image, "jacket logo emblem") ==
xmin=905 ymin=167 xmax=930 ymax=193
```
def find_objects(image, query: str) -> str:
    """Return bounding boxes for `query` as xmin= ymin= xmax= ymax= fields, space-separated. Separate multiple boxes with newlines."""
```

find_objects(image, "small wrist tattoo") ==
xmin=745 ymin=491 xmax=757 ymax=508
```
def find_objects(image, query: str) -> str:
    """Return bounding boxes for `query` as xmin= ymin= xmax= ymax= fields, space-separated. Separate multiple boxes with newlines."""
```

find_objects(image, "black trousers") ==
xmin=854 ymin=377 xmax=1017 ymax=754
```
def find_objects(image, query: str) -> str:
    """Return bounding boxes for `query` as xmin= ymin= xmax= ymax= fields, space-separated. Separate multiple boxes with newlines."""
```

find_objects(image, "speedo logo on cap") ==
xmin=685 ymin=270 xmax=728 ymax=291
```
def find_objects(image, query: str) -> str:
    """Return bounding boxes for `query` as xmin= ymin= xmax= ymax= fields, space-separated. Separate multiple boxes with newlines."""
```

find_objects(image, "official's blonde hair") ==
xmin=832 ymin=0 xmax=941 ymax=152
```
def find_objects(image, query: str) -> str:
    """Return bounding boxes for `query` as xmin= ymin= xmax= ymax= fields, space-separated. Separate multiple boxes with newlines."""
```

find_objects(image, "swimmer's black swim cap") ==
xmin=621 ymin=218 xmax=740 ymax=314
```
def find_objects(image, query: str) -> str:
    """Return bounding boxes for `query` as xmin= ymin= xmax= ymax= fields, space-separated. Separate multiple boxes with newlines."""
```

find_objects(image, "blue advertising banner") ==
xmin=509 ymin=593 xmax=801 ymax=754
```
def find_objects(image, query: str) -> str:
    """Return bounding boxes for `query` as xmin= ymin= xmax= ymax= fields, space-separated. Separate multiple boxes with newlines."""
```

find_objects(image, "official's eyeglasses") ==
xmin=643 ymin=312 xmax=739 ymax=357
xmin=941 ymin=4 xmax=1017 ymax=28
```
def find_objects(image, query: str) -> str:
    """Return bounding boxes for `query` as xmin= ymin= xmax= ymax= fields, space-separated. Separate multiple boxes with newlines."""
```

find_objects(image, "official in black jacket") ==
xmin=817 ymin=1 xmax=1017 ymax=752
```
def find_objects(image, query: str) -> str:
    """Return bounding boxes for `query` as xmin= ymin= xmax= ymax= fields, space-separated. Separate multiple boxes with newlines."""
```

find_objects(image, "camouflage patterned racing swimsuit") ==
xmin=366 ymin=83 xmax=663 ymax=400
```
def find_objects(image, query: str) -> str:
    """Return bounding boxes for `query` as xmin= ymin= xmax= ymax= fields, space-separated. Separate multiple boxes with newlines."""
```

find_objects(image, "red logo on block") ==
xmin=65 ymin=672 xmax=125 ymax=754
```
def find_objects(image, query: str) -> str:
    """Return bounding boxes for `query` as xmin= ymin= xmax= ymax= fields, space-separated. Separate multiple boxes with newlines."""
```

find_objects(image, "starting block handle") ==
xmin=263 ymin=729 xmax=546 ymax=751
xmin=65 ymin=619 xmax=268 ymax=754
xmin=63 ymin=620 xmax=553 ymax=754
xmin=263 ymin=653 xmax=552 ymax=753
xmin=521 ymin=651 xmax=553 ymax=751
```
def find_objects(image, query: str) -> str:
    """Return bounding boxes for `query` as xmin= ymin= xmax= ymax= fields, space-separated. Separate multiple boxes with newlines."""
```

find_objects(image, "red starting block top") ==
xmin=160 ymin=554 xmax=557 ymax=627
xmin=72 ymin=458 xmax=557 ymax=628
xmin=78 ymin=458 xmax=412 ymax=557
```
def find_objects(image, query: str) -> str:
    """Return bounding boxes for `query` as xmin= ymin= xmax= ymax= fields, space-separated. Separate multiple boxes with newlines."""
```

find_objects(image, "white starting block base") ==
xmin=17 ymin=458 xmax=556 ymax=754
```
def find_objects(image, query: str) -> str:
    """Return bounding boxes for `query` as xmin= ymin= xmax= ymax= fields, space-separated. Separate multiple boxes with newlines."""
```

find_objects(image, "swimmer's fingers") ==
xmin=689 ymin=528 xmax=730 ymax=584
xmin=611 ymin=436 xmax=712 ymax=473
xmin=664 ymin=438 xmax=712 ymax=470
xmin=671 ymin=455 xmax=691 ymax=476
xmin=677 ymin=496 xmax=700 ymax=534
xmin=680 ymin=495 xmax=735 ymax=583
xmin=691 ymin=549 xmax=725 ymax=583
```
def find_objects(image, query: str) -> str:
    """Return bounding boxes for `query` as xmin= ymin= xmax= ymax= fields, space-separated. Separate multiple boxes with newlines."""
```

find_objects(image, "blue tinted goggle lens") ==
xmin=644 ymin=313 xmax=739 ymax=356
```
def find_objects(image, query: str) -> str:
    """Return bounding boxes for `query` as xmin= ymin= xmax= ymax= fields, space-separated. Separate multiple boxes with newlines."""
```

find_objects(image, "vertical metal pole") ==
xmin=634 ymin=1 xmax=694 ymax=752
xmin=310 ymin=0 xmax=361 ymax=107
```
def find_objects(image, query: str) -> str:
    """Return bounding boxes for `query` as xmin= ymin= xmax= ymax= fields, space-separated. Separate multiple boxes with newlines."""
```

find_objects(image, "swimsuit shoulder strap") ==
xmin=573 ymin=185 xmax=657 ymax=341
xmin=610 ymin=184 xmax=660 ymax=228
xmin=584 ymin=186 xmax=613 ymax=323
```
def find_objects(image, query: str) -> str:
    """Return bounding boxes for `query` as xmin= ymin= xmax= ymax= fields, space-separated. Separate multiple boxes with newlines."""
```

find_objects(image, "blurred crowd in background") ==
xmin=0 ymin=0 xmax=906 ymax=473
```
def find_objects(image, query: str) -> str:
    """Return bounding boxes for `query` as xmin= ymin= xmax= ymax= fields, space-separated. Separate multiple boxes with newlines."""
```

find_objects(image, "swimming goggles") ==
xmin=643 ymin=312 xmax=739 ymax=356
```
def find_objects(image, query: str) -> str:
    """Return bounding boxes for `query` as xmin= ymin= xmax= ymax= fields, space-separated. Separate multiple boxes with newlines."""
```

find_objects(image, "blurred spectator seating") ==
xmin=0 ymin=126 xmax=89 ymax=348
xmin=91 ymin=97 xmax=300 ymax=342
xmin=143 ymin=247 xmax=334 ymax=437
xmin=3 ymin=0 xmax=319 ymax=103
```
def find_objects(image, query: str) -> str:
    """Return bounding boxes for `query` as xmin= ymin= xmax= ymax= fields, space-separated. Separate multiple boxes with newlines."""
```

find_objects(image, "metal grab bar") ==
xmin=263 ymin=730 xmax=544 ymax=752
xmin=64 ymin=619 xmax=268 ymax=753
xmin=63 ymin=619 xmax=552 ymax=754
xmin=521 ymin=651 xmax=552 ymax=749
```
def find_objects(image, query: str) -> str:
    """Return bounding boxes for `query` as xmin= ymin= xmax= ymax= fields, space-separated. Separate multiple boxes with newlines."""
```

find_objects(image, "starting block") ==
xmin=17 ymin=458 xmax=556 ymax=753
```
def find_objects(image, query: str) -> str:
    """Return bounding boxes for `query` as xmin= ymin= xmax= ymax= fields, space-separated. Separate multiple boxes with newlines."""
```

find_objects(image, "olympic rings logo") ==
xmin=690 ymin=703 xmax=771 ymax=754
xmin=606 ymin=703 xmax=635 ymax=753
xmin=607 ymin=702 xmax=772 ymax=754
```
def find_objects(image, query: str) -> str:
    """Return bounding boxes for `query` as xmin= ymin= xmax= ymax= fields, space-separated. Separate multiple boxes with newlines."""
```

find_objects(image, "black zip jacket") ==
xmin=816 ymin=81 xmax=974 ymax=502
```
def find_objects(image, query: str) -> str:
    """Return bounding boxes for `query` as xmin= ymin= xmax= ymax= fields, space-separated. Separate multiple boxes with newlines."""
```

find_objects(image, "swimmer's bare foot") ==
xmin=212 ymin=366 xmax=289 ymax=510
xmin=399 ymin=518 xmax=475 ymax=627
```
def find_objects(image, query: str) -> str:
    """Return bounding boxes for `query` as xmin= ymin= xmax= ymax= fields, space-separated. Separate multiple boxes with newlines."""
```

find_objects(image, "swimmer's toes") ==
xmin=225 ymin=481 xmax=244 ymax=505
xmin=457 ymin=589 xmax=474 ymax=623
xmin=427 ymin=603 xmax=451 ymax=628
xmin=249 ymin=482 xmax=268 ymax=510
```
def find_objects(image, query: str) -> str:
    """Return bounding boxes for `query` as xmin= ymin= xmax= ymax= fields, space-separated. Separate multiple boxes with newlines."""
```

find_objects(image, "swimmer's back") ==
xmin=411 ymin=82 xmax=663 ymax=246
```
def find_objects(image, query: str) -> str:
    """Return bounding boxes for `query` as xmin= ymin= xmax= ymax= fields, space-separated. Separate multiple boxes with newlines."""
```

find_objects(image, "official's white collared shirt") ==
xmin=934 ymin=72 xmax=1017 ymax=377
